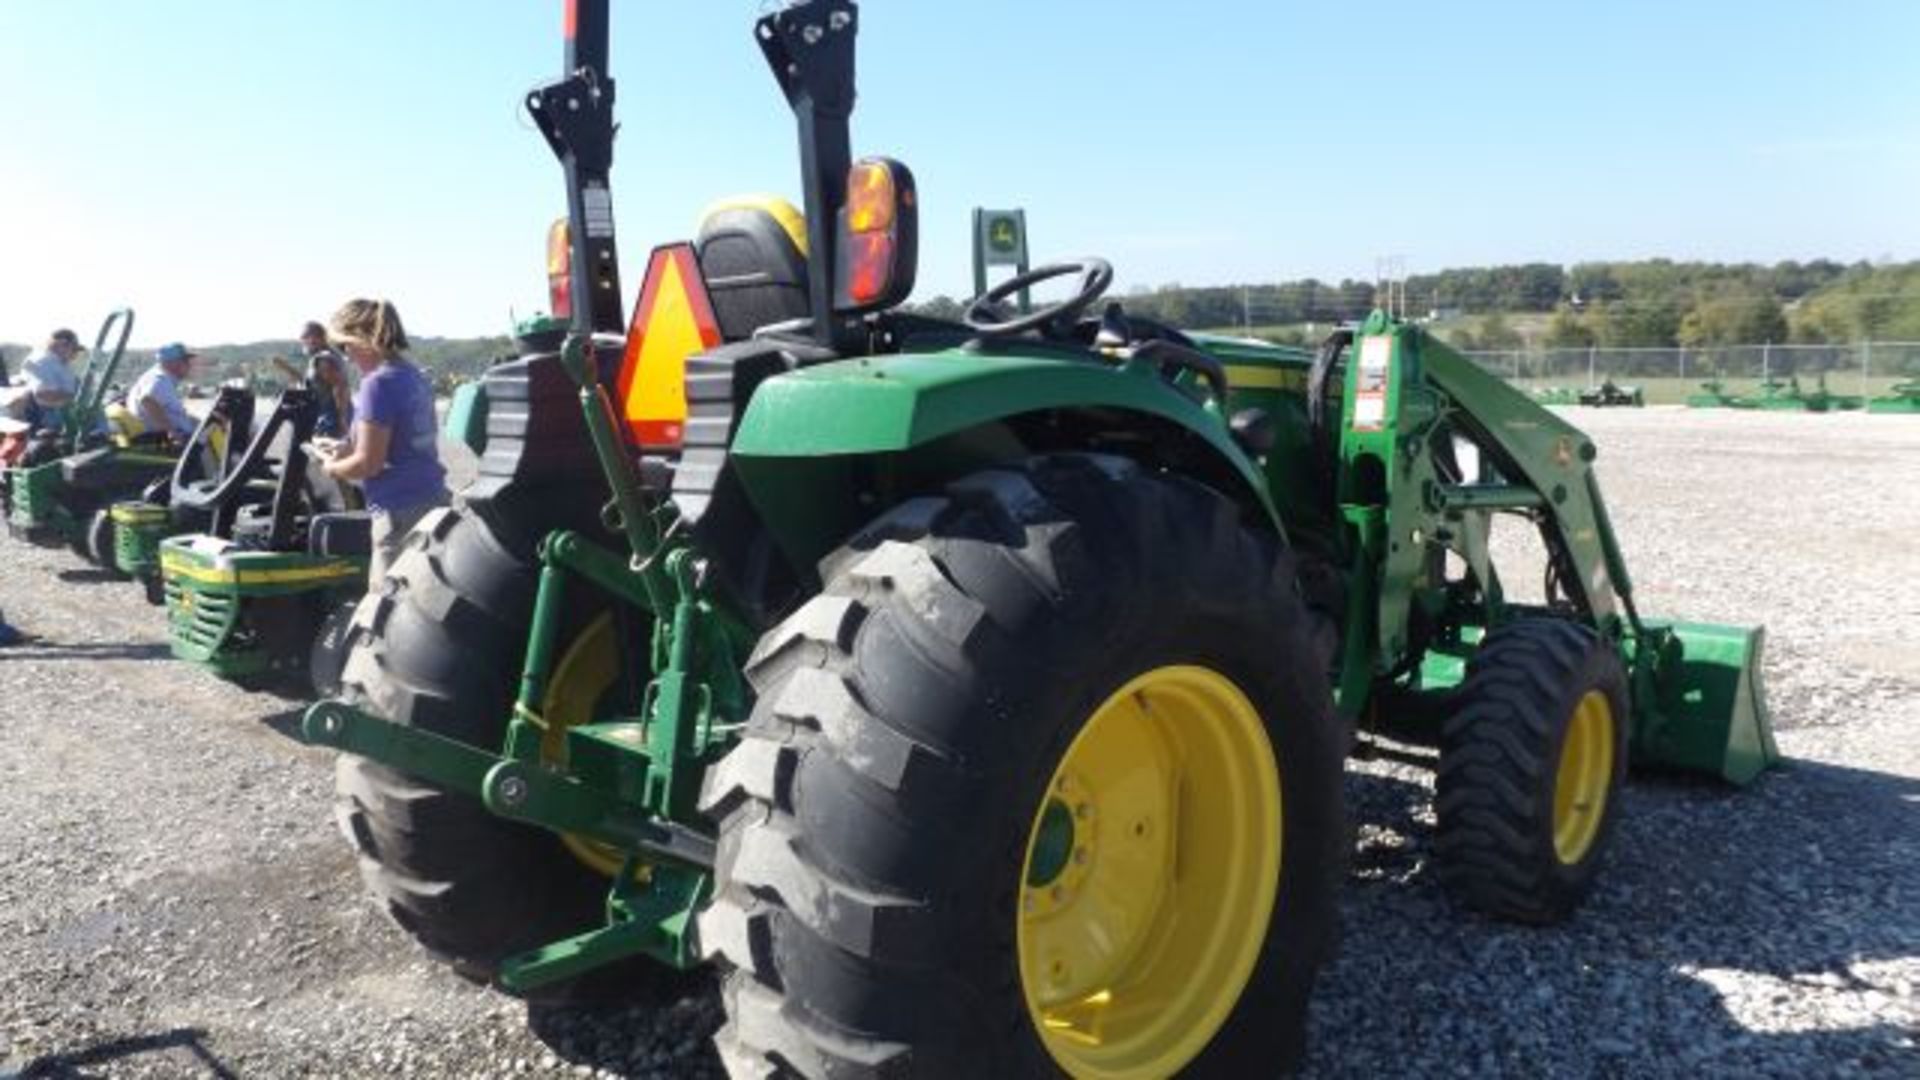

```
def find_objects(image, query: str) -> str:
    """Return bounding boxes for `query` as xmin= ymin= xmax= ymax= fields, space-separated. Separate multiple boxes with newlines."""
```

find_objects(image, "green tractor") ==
xmin=302 ymin=2 xmax=1775 ymax=1074
xmin=1868 ymin=378 xmax=1920 ymax=413
xmin=1751 ymin=372 xmax=1862 ymax=412
xmin=1577 ymin=378 xmax=1645 ymax=407
xmin=160 ymin=384 xmax=370 ymax=694
xmin=1 ymin=309 xmax=182 ymax=565
xmin=1685 ymin=377 xmax=1747 ymax=408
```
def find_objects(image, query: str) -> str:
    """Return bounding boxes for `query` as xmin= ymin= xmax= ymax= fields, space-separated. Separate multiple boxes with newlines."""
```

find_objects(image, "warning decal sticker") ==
xmin=1352 ymin=334 xmax=1393 ymax=432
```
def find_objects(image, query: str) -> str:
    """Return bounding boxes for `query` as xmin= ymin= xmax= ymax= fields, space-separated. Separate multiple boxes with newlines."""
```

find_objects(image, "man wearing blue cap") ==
xmin=127 ymin=342 xmax=200 ymax=442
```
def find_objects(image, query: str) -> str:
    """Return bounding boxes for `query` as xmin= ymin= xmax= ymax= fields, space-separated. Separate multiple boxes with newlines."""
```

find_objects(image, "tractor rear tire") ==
xmin=331 ymin=504 xmax=619 ymax=994
xmin=1435 ymin=618 xmax=1629 ymax=923
xmin=701 ymin=454 xmax=1346 ymax=1078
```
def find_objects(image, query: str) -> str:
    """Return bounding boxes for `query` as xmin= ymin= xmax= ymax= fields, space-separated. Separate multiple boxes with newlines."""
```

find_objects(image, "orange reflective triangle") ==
xmin=617 ymin=243 xmax=722 ymax=447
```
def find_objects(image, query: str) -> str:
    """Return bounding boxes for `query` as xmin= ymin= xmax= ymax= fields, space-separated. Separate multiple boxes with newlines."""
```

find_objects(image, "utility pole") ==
xmin=1242 ymin=286 xmax=1251 ymax=336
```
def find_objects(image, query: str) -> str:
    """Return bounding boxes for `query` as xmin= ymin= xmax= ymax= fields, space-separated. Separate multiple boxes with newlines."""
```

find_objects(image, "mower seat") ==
xmin=61 ymin=445 xmax=173 ymax=490
xmin=696 ymin=197 xmax=810 ymax=341
xmin=308 ymin=512 xmax=373 ymax=558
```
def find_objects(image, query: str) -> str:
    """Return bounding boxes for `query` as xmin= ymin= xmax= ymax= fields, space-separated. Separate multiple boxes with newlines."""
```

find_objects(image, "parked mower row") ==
xmin=1683 ymin=372 xmax=1910 ymax=411
xmin=3 ymin=333 xmax=384 ymax=695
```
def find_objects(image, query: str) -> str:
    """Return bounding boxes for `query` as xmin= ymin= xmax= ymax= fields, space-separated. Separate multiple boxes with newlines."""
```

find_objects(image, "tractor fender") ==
xmin=724 ymin=348 xmax=1280 ymax=574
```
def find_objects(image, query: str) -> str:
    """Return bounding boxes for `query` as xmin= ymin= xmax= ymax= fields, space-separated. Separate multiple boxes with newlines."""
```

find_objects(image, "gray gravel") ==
xmin=1 ymin=408 xmax=1915 ymax=1078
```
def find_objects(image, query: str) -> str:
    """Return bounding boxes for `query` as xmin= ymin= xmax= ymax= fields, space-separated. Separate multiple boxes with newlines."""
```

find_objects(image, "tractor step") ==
xmin=498 ymin=862 xmax=709 ymax=990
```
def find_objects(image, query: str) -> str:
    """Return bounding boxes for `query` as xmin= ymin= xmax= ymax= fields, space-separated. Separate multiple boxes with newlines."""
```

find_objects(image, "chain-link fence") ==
xmin=1459 ymin=343 xmax=1920 ymax=404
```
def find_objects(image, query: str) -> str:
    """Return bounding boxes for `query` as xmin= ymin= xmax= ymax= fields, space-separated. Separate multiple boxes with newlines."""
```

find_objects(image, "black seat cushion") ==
xmin=308 ymin=512 xmax=374 ymax=558
xmin=61 ymin=446 xmax=171 ymax=491
xmin=696 ymin=200 xmax=811 ymax=341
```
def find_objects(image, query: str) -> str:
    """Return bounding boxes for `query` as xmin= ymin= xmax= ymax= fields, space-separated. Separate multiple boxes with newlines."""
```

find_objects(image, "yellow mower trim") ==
xmin=159 ymin=553 xmax=362 ymax=587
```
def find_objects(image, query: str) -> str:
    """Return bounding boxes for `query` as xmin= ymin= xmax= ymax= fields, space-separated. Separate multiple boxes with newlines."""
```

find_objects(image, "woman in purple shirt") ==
xmin=317 ymin=298 xmax=449 ymax=584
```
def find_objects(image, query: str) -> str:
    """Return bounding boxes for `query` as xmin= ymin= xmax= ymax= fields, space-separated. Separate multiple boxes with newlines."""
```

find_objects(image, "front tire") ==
xmin=701 ymin=455 xmax=1345 ymax=1078
xmin=1435 ymin=618 xmax=1629 ymax=923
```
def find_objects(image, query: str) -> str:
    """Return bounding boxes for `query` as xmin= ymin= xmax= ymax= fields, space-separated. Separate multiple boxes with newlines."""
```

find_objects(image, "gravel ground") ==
xmin=1 ymin=408 xmax=1915 ymax=1078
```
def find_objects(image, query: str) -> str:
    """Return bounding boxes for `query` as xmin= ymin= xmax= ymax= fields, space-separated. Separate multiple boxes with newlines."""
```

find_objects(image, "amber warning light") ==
xmin=836 ymin=157 xmax=917 ymax=310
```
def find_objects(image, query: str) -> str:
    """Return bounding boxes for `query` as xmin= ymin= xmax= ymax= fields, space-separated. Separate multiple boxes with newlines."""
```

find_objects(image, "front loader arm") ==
xmin=1333 ymin=312 xmax=1774 ymax=784
xmin=1413 ymin=326 xmax=1636 ymax=630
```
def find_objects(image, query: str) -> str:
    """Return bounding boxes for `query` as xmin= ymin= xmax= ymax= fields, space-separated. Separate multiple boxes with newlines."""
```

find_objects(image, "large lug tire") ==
xmin=700 ymin=454 xmax=1346 ymax=1078
xmin=1435 ymin=618 xmax=1630 ymax=923
xmin=331 ymin=504 xmax=623 ymax=992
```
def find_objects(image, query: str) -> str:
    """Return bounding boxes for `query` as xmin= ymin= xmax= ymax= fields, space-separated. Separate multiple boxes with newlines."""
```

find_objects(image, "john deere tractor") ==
xmin=2 ymin=309 xmax=182 ymax=566
xmin=161 ymin=384 xmax=369 ymax=694
xmin=303 ymin=3 xmax=1775 ymax=1075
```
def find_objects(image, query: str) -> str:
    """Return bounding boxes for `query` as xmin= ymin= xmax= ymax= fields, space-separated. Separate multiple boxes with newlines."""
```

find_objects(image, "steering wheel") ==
xmin=963 ymin=259 xmax=1114 ymax=339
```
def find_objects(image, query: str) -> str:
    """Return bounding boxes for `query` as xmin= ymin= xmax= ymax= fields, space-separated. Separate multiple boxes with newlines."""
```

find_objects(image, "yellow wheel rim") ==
xmin=541 ymin=613 xmax=638 ymax=878
xmin=1017 ymin=665 xmax=1282 ymax=1079
xmin=1553 ymin=690 xmax=1615 ymax=865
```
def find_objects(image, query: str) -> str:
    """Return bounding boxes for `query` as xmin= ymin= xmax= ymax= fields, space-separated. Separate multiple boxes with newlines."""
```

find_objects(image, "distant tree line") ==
xmin=907 ymin=258 xmax=1918 ymax=349
xmin=187 ymin=335 xmax=515 ymax=393
xmin=13 ymin=258 xmax=1914 ymax=389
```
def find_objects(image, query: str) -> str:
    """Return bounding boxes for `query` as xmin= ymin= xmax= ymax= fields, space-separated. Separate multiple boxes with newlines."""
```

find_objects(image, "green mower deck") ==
xmin=161 ymin=535 xmax=365 ymax=682
xmin=1868 ymin=380 xmax=1920 ymax=413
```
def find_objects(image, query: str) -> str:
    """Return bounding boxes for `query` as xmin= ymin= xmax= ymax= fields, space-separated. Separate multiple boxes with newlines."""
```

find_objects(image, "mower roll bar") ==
xmin=67 ymin=308 xmax=135 ymax=442
xmin=171 ymin=386 xmax=320 ymax=551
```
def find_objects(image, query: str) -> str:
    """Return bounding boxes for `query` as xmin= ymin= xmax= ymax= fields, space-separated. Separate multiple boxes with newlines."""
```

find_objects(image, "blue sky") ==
xmin=2 ymin=0 xmax=1916 ymax=345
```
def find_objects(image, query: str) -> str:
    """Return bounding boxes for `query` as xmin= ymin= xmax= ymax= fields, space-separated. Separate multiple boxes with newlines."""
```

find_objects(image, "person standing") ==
xmin=126 ymin=342 xmax=200 ymax=442
xmin=316 ymin=298 xmax=447 ymax=585
xmin=20 ymin=328 xmax=85 ymax=432
xmin=299 ymin=320 xmax=353 ymax=439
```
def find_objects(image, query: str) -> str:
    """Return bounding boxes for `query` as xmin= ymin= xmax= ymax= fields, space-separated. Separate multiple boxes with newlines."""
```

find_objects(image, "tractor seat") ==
xmin=696 ymin=197 xmax=810 ymax=341
xmin=308 ymin=511 xmax=373 ymax=558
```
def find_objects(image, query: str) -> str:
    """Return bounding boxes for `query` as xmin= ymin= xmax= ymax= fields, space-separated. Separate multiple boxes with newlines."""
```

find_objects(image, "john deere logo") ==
xmin=989 ymin=217 xmax=1019 ymax=253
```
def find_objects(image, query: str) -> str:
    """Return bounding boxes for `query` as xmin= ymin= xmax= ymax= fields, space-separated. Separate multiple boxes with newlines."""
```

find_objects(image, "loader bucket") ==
xmin=1634 ymin=619 xmax=1778 ymax=785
